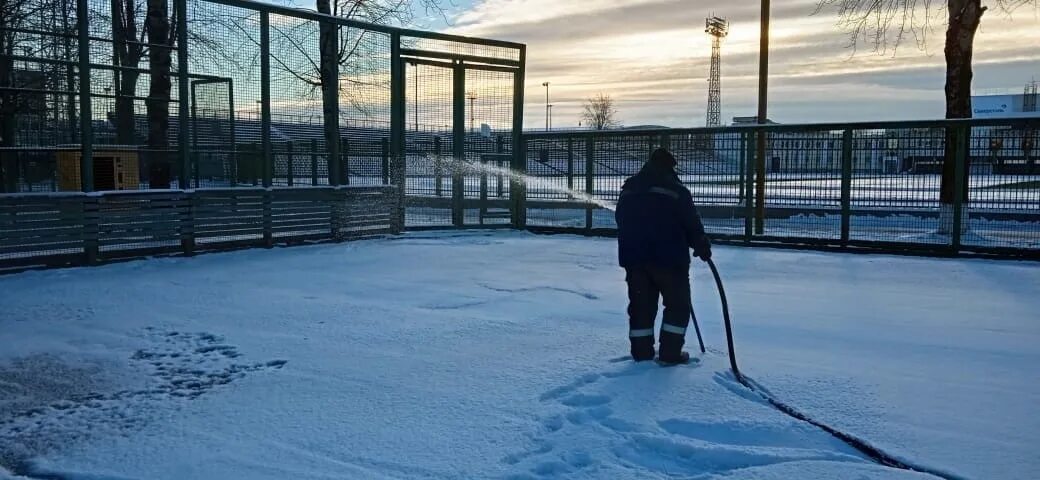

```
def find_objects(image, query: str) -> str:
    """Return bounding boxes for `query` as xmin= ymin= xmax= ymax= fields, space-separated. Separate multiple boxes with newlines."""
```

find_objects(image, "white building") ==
xmin=971 ymin=92 xmax=1039 ymax=120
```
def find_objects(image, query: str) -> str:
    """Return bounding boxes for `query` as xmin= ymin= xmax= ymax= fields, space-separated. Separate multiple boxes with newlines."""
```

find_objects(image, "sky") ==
xmin=414 ymin=0 xmax=1040 ymax=128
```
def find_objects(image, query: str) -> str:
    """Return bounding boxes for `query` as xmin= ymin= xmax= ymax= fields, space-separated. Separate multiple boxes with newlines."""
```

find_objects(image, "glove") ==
xmin=693 ymin=236 xmax=712 ymax=262
xmin=696 ymin=246 xmax=712 ymax=262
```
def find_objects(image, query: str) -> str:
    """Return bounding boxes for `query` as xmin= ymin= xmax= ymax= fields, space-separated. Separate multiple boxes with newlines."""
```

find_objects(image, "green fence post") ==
xmin=744 ymin=132 xmax=755 ymax=241
xmin=82 ymin=196 xmax=99 ymax=264
xmin=738 ymin=132 xmax=746 ymax=204
xmin=495 ymin=135 xmax=504 ymax=198
xmin=434 ymin=136 xmax=443 ymax=197
xmin=251 ymin=143 xmax=259 ymax=186
xmin=512 ymin=139 xmax=527 ymax=228
xmin=952 ymin=125 xmax=966 ymax=251
xmin=586 ymin=136 xmax=595 ymax=231
xmin=755 ymin=128 xmax=767 ymax=235
xmin=286 ymin=141 xmax=294 ymax=187
xmin=389 ymin=32 xmax=406 ymax=233
xmin=76 ymin=0 xmax=93 ymax=192
xmin=259 ymin=11 xmax=272 ymax=188
xmin=176 ymin=0 xmax=190 ymax=190
xmin=310 ymin=139 xmax=319 ymax=186
xmin=191 ymin=81 xmax=199 ymax=188
xmin=840 ymin=129 xmax=853 ymax=245
xmin=452 ymin=61 xmax=465 ymax=227
xmin=228 ymin=82 xmax=237 ymax=186
xmin=479 ymin=154 xmax=488 ymax=224
xmin=566 ymin=137 xmax=574 ymax=194
xmin=262 ymin=190 xmax=273 ymax=247
xmin=181 ymin=193 xmax=196 ymax=255
xmin=511 ymin=45 xmax=526 ymax=230
xmin=341 ymin=137 xmax=350 ymax=185
xmin=382 ymin=137 xmax=390 ymax=185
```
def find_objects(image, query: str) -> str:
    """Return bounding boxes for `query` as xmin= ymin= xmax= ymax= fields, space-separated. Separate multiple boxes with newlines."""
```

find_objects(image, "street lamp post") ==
xmin=547 ymin=104 xmax=553 ymax=130
xmin=410 ymin=61 xmax=419 ymax=132
xmin=467 ymin=91 xmax=477 ymax=134
xmin=542 ymin=82 xmax=550 ymax=131
xmin=754 ymin=0 xmax=771 ymax=235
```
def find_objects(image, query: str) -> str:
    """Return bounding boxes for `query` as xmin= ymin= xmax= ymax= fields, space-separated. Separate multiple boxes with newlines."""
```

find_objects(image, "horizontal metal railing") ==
xmin=518 ymin=118 xmax=1040 ymax=257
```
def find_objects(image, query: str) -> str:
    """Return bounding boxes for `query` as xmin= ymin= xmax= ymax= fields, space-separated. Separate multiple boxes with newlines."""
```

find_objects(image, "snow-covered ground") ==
xmin=1 ymin=231 xmax=1037 ymax=480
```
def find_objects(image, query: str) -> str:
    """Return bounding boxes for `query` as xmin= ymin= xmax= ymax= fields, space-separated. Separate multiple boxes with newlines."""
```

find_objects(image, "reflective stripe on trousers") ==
xmin=629 ymin=328 xmax=654 ymax=338
xmin=661 ymin=323 xmax=686 ymax=335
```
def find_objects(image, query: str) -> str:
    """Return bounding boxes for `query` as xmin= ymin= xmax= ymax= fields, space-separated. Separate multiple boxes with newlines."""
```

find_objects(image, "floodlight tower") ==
xmin=1025 ymin=78 xmax=1038 ymax=113
xmin=705 ymin=16 xmax=729 ymax=127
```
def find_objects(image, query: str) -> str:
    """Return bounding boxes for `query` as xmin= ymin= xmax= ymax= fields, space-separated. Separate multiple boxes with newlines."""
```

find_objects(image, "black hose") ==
xmin=704 ymin=258 xmax=966 ymax=480
xmin=688 ymin=302 xmax=706 ymax=354
xmin=706 ymin=259 xmax=740 ymax=379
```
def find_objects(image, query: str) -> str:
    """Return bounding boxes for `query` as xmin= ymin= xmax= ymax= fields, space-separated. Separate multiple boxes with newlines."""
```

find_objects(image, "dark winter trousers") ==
xmin=625 ymin=266 xmax=691 ymax=359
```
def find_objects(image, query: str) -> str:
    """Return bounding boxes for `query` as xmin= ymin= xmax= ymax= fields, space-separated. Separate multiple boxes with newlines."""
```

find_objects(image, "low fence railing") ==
xmin=517 ymin=117 xmax=1040 ymax=257
xmin=2 ymin=117 xmax=1038 ymax=271
xmin=0 ymin=186 xmax=399 ymax=270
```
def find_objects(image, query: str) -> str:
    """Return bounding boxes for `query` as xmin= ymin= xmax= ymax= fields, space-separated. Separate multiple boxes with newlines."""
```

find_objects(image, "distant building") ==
xmin=971 ymin=93 xmax=1040 ymax=119
xmin=730 ymin=116 xmax=778 ymax=126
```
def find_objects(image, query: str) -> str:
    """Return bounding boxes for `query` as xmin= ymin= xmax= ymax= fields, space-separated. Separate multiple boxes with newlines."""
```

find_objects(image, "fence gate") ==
xmin=400 ymin=39 xmax=524 ymax=228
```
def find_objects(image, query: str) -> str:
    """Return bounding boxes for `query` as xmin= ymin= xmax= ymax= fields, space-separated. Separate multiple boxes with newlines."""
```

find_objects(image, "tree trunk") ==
xmin=938 ymin=0 xmax=984 ymax=234
xmin=116 ymin=70 xmax=140 ymax=143
xmin=316 ymin=0 xmax=340 ymax=184
xmin=113 ymin=0 xmax=141 ymax=145
xmin=60 ymin=0 xmax=77 ymax=140
xmin=146 ymin=0 xmax=171 ymax=188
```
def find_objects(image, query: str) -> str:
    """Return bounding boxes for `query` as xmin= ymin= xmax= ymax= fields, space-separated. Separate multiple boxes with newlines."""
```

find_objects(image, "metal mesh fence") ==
xmin=185 ymin=0 xmax=260 ymax=188
xmin=521 ymin=119 xmax=1040 ymax=256
xmin=404 ymin=61 xmax=453 ymax=227
xmin=399 ymin=34 xmax=522 ymax=228
xmin=761 ymin=129 xmax=842 ymax=240
xmin=340 ymin=28 xmax=391 ymax=188
xmin=4 ymin=0 xmax=1034 ymax=261
xmin=1 ymin=0 xmax=525 ymax=268
xmin=1 ymin=0 xmax=81 ymax=193
xmin=0 ymin=0 xmax=523 ymax=201
xmin=846 ymin=128 xmax=945 ymax=244
xmin=523 ymin=130 xmax=752 ymax=233
xmin=462 ymin=67 xmax=513 ymax=226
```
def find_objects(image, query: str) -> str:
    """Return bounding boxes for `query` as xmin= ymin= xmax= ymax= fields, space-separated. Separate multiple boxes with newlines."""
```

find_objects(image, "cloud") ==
xmin=441 ymin=0 xmax=1040 ymax=127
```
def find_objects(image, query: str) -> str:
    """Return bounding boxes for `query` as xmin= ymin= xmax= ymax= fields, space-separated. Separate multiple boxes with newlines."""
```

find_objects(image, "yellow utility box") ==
xmin=56 ymin=146 xmax=140 ymax=192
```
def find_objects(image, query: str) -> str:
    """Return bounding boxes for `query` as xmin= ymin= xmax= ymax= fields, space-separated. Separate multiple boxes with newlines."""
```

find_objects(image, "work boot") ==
xmin=632 ymin=349 xmax=655 ymax=362
xmin=630 ymin=337 xmax=655 ymax=362
xmin=657 ymin=351 xmax=690 ymax=366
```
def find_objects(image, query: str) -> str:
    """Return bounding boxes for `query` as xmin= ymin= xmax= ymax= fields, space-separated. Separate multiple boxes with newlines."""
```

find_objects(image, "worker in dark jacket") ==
xmin=615 ymin=148 xmax=711 ymax=365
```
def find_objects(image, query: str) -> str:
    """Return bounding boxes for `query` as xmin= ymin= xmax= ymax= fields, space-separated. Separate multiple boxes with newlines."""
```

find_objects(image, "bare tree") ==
xmin=104 ymin=0 xmax=241 ymax=146
xmin=144 ymin=0 xmax=174 ymax=187
xmin=582 ymin=93 xmax=620 ymax=130
xmin=0 ymin=0 xmax=52 ymax=191
xmin=290 ymin=0 xmax=449 ymax=177
xmin=110 ymin=0 xmax=145 ymax=145
xmin=815 ymin=0 xmax=1036 ymax=233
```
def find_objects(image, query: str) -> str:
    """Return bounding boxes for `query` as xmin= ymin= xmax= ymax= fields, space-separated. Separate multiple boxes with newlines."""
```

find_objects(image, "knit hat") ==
xmin=649 ymin=148 xmax=677 ymax=169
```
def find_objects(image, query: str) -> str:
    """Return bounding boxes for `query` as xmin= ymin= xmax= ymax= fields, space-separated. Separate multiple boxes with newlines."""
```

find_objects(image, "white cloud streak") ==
xmin=442 ymin=0 xmax=1040 ymax=127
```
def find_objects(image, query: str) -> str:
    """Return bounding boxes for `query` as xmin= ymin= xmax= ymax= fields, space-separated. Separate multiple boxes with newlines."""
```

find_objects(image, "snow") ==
xmin=1 ymin=231 xmax=1038 ymax=479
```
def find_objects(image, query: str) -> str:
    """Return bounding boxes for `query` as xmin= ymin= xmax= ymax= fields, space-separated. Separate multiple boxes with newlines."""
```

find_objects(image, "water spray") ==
xmin=413 ymin=155 xmax=618 ymax=212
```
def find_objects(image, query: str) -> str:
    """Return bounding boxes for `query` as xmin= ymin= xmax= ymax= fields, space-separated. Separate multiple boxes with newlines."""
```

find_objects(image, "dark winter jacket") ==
xmin=615 ymin=161 xmax=711 ymax=269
